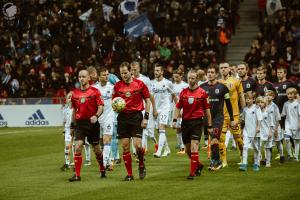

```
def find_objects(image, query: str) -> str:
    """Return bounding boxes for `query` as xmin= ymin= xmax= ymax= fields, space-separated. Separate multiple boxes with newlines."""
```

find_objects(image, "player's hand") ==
xmin=172 ymin=122 xmax=177 ymax=129
xmin=70 ymin=129 xmax=74 ymax=137
xmin=141 ymin=119 xmax=148 ymax=128
xmin=230 ymin=121 xmax=237 ymax=129
xmin=153 ymin=110 xmax=158 ymax=119
xmin=90 ymin=115 xmax=98 ymax=124
xmin=268 ymin=132 xmax=272 ymax=139
xmin=256 ymin=127 xmax=260 ymax=134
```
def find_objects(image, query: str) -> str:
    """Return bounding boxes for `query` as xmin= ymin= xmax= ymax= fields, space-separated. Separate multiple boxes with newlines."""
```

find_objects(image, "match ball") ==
xmin=112 ymin=97 xmax=126 ymax=112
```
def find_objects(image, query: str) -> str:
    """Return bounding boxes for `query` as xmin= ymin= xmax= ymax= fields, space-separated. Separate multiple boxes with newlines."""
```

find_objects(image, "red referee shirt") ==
xmin=71 ymin=86 xmax=104 ymax=120
xmin=176 ymin=86 xmax=210 ymax=120
xmin=113 ymin=78 xmax=150 ymax=113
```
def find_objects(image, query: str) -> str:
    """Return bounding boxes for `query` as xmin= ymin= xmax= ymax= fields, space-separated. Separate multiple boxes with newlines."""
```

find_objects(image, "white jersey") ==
xmin=137 ymin=74 xmax=153 ymax=94
xmin=62 ymin=105 xmax=73 ymax=128
xmin=266 ymin=102 xmax=281 ymax=128
xmin=242 ymin=104 xmax=262 ymax=137
xmin=282 ymin=100 xmax=300 ymax=130
xmin=260 ymin=109 xmax=273 ymax=141
xmin=152 ymin=78 xmax=175 ymax=112
xmin=93 ymin=82 xmax=115 ymax=123
xmin=173 ymin=81 xmax=188 ymax=108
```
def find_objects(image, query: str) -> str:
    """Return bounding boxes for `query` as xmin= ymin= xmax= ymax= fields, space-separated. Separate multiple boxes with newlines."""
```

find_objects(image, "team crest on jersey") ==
xmin=107 ymin=124 xmax=111 ymax=130
xmin=215 ymin=89 xmax=219 ymax=94
xmin=125 ymin=91 xmax=131 ymax=97
xmin=188 ymin=97 xmax=194 ymax=104
xmin=80 ymin=97 xmax=86 ymax=103
xmin=246 ymin=83 xmax=250 ymax=88
xmin=283 ymin=84 xmax=286 ymax=89
xmin=264 ymin=87 xmax=268 ymax=92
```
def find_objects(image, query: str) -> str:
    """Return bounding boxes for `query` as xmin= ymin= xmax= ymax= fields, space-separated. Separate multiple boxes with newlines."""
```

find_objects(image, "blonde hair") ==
xmin=244 ymin=91 xmax=256 ymax=99
xmin=256 ymin=96 xmax=266 ymax=104
xmin=286 ymin=87 xmax=298 ymax=95
xmin=266 ymin=90 xmax=276 ymax=98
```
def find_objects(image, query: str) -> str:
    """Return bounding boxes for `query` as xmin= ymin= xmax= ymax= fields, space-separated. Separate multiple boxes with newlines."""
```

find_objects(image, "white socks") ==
xmin=156 ymin=130 xmax=166 ymax=156
xmin=103 ymin=143 xmax=111 ymax=167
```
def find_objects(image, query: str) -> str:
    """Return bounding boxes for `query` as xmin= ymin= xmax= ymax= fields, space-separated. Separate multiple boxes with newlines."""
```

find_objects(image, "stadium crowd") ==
xmin=244 ymin=0 xmax=300 ymax=82
xmin=0 ymin=0 xmax=241 ymax=99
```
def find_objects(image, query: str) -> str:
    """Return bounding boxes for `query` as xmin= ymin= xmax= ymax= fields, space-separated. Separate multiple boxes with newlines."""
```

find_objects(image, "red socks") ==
xmin=123 ymin=151 xmax=132 ymax=176
xmin=74 ymin=153 xmax=82 ymax=177
xmin=190 ymin=152 xmax=199 ymax=176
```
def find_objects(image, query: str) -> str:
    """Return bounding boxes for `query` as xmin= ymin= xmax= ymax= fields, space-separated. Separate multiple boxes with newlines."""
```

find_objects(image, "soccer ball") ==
xmin=112 ymin=97 xmax=126 ymax=112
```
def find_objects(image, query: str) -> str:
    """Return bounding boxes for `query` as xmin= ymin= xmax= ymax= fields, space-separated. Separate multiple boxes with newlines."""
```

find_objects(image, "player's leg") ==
xmin=102 ymin=122 xmax=113 ymax=169
xmin=225 ymin=130 xmax=231 ymax=148
xmin=61 ymin=127 xmax=72 ymax=171
xmin=154 ymin=112 xmax=168 ymax=157
xmin=239 ymin=136 xmax=250 ymax=171
xmin=230 ymin=116 xmax=243 ymax=164
xmin=110 ymin=122 xmax=120 ymax=164
xmin=121 ymin=138 xmax=133 ymax=180
xmin=133 ymin=136 xmax=146 ymax=179
xmin=147 ymin=128 xmax=158 ymax=152
xmin=142 ymin=129 xmax=148 ymax=153
xmin=292 ymin=130 xmax=300 ymax=162
xmin=284 ymin=132 xmax=293 ymax=160
xmin=209 ymin=123 xmax=222 ymax=171
xmin=84 ymin=137 xmax=91 ymax=166
xmin=252 ymin=137 xmax=260 ymax=171
xmin=69 ymin=122 xmax=86 ymax=181
xmin=220 ymin=118 xmax=229 ymax=167
xmin=161 ymin=111 xmax=171 ymax=156
xmin=176 ymin=127 xmax=185 ymax=154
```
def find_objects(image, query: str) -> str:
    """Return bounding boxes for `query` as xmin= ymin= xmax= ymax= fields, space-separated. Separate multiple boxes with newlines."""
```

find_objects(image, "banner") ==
xmin=123 ymin=13 xmax=154 ymax=38
xmin=266 ymin=0 xmax=283 ymax=16
xmin=0 ymin=105 xmax=64 ymax=127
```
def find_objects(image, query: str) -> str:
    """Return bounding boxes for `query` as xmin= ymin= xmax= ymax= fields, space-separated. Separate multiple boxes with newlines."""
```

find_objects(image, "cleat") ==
xmin=69 ymin=162 xmax=74 ymax=166
xmin=154 ymin=144 xmax=158 ymax=152
xmin=237 ymin=156 xmax=243 ymax=165
xmin=252 ymin=164 xmax=260 ymax=171
xmin=295 ymin=157 xmax=299 ymax=162
xmin=279 ymin=156 xmax=285 ymax=163
xmin=275 ymin=154 xmax=280 ymax=160
xmin=115 ymin=159 xmax=121 ymax=164
xmin=187 ymin=174 xmax=195 ymax=180
xmin=222 ymin=162 xmax=228 ymax=168
xmin=139 ymin=167 xmax=146 ymax=180
xmin=201 ymin=145 xmax=208 ymax=150
xmin=213 ymin=161 xmax=223 ymax=171
xmin=100 ymin=171 xmax=107 ymax=178
xmin=175 ymin=144 xmax=181 ymax=150
xmin=69 ymin=174 xmax=81 ymax=182
xmin=135 ymin=158 xmax=139 ymax=163
xmin=153 ymin=153 xmax=161 ymax=158
xmin=195 ymin=164 xmax=204 ymax=176
xmin=123 ymin=175 xmax=134 ymax=181
xmin=287 ymin=155 xmax=292 ymax=161
xmin=239 ymin=164 xmax=247 ymax=171
xmin=60 ymin=164 xmax=70 ymax=171
xmin=265 ymin=163 xmax=271 ymax=168
xmin=162 ymin=149 xmax=171 ymax=157
xmin=84 ymin=161 xmax=91 ymax=166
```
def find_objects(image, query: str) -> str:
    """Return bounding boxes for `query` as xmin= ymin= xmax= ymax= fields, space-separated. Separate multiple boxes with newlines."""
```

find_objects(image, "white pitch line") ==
xmin=0 ymin=129 xmax=55 ymax=135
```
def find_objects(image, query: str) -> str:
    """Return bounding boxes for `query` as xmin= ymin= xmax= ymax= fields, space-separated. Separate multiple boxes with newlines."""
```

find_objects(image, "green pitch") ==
xmin=0 ymin=127 xmax=299 ymax=200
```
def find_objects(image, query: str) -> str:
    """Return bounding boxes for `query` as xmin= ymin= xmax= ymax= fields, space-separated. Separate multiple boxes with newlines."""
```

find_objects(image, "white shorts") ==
xmin=261 ymin=139 xmax=273 ymax=149
xmin=64 ymin=127 xmax=72 ymax=142
xmin=285 ymin=129 xmax=300 ymax=140
xmin=100 ymin=121 xmax=114 ymax=137
xmin=243 ymin=136 xmax=260 ymax=151
xmin=168 ymin=110 xmax=173 ymax=126
xmin=155 ymin=110 xmax=170 ymax=128
xmin=143 ymin=128 xmax=155 ymax=138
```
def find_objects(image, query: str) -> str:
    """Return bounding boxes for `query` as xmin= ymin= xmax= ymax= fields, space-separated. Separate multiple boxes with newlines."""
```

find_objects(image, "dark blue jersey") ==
xmin=255 ymin=81 xmax=275 ymax=97
xmin=241 ymin=77 xmax=257 ymax=93
xmin=275 ymin=80 xmax=296 ymax=112
xmin=200 ymin=82 xmax=230 ymax=120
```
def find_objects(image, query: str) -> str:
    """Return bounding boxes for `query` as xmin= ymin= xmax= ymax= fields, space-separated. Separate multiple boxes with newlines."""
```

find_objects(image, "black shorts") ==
xmin=117 ymin=111 xmax=143 ymax=139
xmin=181 ymin=118 xmax=203 ymax=144
xmin=74 ymin=120 xmax=100 ymax=145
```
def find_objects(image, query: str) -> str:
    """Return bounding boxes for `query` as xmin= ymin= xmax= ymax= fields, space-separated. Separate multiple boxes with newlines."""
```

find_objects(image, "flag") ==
xmin=266 ymin=0 xmax=283 ymax=16
xmin=124 ymin=13 xmax=154 ymax=38
xmin=103 ymin=4 xmax=113 ymax=22
xmin=79 ymin=8 xmax=92 ymax=21
xmin=119 ymin=0 xmax=138 ymax=15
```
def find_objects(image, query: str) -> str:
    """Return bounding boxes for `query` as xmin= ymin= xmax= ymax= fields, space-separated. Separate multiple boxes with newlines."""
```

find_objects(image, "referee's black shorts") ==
xmin=74 ymin=120 xmax=100 ymax=145
xmin=117 ymin=111 xmax=143 ymax=139
xmin=181 ymin=117 xmax=203 ymax=144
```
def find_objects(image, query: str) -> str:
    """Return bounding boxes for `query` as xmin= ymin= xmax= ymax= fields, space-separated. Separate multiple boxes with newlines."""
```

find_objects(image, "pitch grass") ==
xmin=0 ymin=127 xmax=299 ymax=200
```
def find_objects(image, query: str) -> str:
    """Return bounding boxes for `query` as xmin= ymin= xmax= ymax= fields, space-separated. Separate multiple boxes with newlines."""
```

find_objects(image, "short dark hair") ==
xmin=99 ymin=67 xmax=109 ymax=74
xmin=154 ymin=63 xmax=164 ymax=71
xmin=276 ymin=67 xmax=287 ymax=74
xmin=207 ymin=64 xmax=219 ymax=73
xmin=120 ymin=62 xmax=131 ymax=71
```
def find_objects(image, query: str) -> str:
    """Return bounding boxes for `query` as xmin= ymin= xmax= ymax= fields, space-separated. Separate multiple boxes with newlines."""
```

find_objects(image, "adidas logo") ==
xmin=0 ymin=113 xmax=7 ymax=126
xmin=25 ymin=109 xmax=49 ymax=126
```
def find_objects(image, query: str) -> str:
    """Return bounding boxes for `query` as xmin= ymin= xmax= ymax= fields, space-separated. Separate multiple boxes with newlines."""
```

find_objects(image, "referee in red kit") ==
xmin=69 ymin=69 xmax=105 ymax=182
xmin=113 ymin=62 xmax=150 ymax=181
xmin=173 ymin=69 xmax=212 ymax=180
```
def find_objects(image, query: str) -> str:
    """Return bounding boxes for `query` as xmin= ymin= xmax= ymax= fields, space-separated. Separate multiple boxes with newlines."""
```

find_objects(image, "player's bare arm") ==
xmin=205 ymin=109 xmax=213 ymax=134
xmin=172 ymin=107 xmax=180 ymax=129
